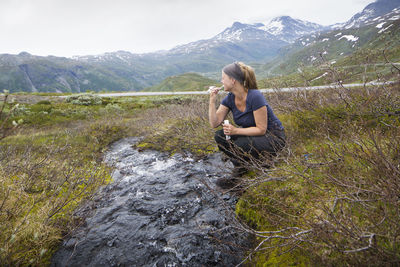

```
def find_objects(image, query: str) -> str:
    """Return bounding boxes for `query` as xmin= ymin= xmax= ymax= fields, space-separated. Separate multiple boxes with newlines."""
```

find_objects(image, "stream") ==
xmin=51 ymin=137 xmax=251 ymax=266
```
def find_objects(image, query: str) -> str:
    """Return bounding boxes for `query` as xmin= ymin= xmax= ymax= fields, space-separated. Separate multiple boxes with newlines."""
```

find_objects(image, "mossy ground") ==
xmin=235 ymin=84 xmax=400 ymax=265
xmin=0 ymin=93 xmax=204 ymax=265
xmin=1 ymin=83 xmax=400 ymax=266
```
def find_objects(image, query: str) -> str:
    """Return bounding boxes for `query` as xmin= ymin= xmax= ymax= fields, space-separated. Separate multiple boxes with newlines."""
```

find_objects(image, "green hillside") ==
xmin=142 ymin=73 xmax=219 ymax=92
xmin=0 ymin=53 xmax=144 ymax=93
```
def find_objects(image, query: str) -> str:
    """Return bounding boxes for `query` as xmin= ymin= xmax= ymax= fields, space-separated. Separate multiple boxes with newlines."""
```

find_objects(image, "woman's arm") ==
xmin=209 ymin=91 xmax=229 ymax=128
xmin=223 ymin=106 xmax=268 ymax=136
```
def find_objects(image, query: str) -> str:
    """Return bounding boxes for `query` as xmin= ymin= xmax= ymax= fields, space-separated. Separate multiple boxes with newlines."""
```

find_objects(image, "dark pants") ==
xmin=214 ymin=129 xmax=286 ymax=167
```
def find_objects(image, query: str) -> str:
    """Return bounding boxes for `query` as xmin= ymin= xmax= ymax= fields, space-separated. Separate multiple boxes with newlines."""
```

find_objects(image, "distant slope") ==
xmin=142 ymin=73 xmax=218 ymax=92
xmin=258 ymin=19 xmax=400 ymax=88
xmin=334 ymin=0 xmax=400 ymax=29
xmin=261 ymin=8 xmax=400 ymax=77
xmin=0 ymin=52 xmax=143 ymax=93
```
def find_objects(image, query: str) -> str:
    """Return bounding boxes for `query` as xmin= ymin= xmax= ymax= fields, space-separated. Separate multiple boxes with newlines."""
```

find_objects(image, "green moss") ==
xmin=260 ymin=246 xmax=311 ymax=266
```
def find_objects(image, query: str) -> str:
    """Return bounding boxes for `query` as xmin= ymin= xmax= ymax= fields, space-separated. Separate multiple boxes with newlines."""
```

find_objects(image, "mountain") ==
xmin=260 ymin=0 xmax=400 ymax=77
xmin=333 ymin=0 xmax=400 ymax=29
xmin=0 ymin=52 xmax=143 ymax=93
xmin=163 ymin=17 xmax=325 ymax=56
xmin=261 ymin=16 xmax=329 ymax=43
xmin=76 ymin=17 xmax=325 ymax=89
xmin=1 ymin=0 xmax=399 ymax=93
xmin=1 ymin=16 xmax=322 ymax=93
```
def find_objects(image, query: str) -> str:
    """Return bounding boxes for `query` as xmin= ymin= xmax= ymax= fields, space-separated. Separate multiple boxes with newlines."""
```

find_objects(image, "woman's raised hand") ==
xmin=208 ymin=86 xmax=223 ymax=98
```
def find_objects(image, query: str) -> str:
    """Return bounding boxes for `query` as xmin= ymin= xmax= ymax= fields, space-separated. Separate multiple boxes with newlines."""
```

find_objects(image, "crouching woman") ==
xmin=209 ymin=62 xmax=286 ymax=181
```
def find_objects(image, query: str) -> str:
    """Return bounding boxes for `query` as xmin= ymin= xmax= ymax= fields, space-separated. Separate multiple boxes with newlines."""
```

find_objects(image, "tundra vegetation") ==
xmin=1 ymin=60 xmax=399 ymax=266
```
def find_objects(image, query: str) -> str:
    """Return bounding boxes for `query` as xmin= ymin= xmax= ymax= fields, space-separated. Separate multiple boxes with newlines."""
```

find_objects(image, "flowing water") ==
xmin=51 ymin=137 xmax=250 ymax=266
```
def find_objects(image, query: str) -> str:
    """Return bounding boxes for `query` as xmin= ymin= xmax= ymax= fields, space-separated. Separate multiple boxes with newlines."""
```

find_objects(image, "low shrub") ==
xmin=36 ymin=100 xmax=52 ymax=105
xmin=136 ymin=99 xmax=217 ymax=156
xmin=0 ymin=142 xmax=112 ymax=265
xmin=102 ymin=103 xmax=124 ymax=114
xmin=65 ymin=93 xmax=103 ymax=106
xmin=235 ymin=84 xmax=400 ymax=266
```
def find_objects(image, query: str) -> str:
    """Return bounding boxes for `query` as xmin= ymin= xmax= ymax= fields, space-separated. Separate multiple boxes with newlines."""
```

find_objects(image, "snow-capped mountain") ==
xmin=2 ymin=0 xmax=400 ymax=93
xmin=212 ymin=17 xmax=326 ymax=44
xmin=264 ymin=0 xmax=400 ymax=77
xmin=167 ymin=17 xmax=326 ymax=57
xmin=333 ymin=0 xmax=400 ymax=29
xmin=213 ymin=22 xmax=276 ymax=42
xmin=169 ymin=21 xmax=281 ymax=56
xmin=260 ymin=16 xmax=329 ymax=43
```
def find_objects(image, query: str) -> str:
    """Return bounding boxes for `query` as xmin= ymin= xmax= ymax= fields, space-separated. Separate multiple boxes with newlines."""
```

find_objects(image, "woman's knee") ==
xmin=214 ymin=129 xmax=225 ymax=144
xmin=233 ymin=136 xmax=253 ymax=152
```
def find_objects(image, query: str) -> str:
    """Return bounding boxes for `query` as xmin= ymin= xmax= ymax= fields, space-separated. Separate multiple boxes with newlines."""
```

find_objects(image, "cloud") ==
xmin=0 ymin=0 xmax=374 ymax=57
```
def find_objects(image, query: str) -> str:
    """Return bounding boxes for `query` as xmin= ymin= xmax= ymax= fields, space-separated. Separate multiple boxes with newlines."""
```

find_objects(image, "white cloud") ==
xmin=0 ymin=0 xmax=373 ymax=57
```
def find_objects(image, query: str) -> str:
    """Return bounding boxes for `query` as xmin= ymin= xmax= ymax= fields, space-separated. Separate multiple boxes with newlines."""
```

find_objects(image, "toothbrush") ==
xmin=207 ymin=85 xmax=224 ymax=93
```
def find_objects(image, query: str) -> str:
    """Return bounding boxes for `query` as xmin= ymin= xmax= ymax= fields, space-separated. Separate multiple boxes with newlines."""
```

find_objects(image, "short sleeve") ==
xmin=221 ymin=93 xmax=232 ymax=109
xmin=250 ymin=90 xmax=267 ymax=110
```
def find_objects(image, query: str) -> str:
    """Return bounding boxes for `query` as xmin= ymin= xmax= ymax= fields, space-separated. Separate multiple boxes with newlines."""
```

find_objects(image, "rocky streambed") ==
xmin=51 ymin=137 xmax=250 ymax=266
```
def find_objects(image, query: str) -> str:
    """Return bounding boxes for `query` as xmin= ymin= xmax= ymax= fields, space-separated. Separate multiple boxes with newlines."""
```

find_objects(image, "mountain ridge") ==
xmin=1 ymin=0 xmax=399 ymax=93
xmin=261 ymin=2 xmax=400 ymax=77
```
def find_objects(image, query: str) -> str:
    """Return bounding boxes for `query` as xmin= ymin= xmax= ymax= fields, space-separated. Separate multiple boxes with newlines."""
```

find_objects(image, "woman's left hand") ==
xmin=223 ymin=123 xmax=236 ymax=136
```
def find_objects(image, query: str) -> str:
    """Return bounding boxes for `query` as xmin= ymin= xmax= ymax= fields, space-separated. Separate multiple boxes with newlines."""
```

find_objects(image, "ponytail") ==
xmin=237 ymin=62 xmax=258 ymax=90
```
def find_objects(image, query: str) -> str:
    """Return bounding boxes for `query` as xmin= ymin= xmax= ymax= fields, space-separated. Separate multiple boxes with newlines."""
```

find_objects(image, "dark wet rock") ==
xmin=51 ymin=137 xmax=250 ymax=267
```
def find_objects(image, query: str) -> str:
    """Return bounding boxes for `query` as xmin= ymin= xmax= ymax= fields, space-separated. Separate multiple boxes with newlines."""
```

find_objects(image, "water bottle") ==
xmin=224 ymin=120 xmax=231 ymax=140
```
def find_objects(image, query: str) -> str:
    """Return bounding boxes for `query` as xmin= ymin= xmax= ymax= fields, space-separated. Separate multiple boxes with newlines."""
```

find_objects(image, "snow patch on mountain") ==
xmin=216 ymin=28 xmax=244 ymax=42
xmin=311 ymin=72 xmax=328 ymax=82
xmin=339 ymin=35 xmax=359 ymax=42
xmin=378 ymin=23 xmax=394 ymax=33
xmin=73 ymin=51 xmax=138 ymax=63
xmin=212 ymin=22 xmax=274 ymax=44
xmin=376 ymin=22 xmax=386 ymax=28
xmin=258 ymin=20 xmax=284 ymax=35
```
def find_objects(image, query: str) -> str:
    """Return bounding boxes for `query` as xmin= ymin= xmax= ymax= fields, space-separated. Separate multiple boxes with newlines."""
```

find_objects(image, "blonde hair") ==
xmin=237 ymin=62 xmax=258 ymax=91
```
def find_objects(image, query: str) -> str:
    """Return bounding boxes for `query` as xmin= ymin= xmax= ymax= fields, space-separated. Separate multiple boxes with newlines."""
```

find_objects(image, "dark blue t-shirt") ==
xmin=221 ymin=89 xmax=284 ymax=131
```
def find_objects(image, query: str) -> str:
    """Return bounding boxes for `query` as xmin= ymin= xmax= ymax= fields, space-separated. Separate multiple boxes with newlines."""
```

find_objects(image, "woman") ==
xmin=209 ymin=62 xmax=285 ymax=184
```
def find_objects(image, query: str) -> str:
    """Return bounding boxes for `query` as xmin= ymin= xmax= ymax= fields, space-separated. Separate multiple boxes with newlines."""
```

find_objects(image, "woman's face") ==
xmin=221 ymin=71 xmax=234 ymax=91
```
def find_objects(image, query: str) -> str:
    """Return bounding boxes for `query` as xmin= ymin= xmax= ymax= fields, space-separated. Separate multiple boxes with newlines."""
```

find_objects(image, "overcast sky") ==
xmin=0 ymin=0 xmax=373 ymax=57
